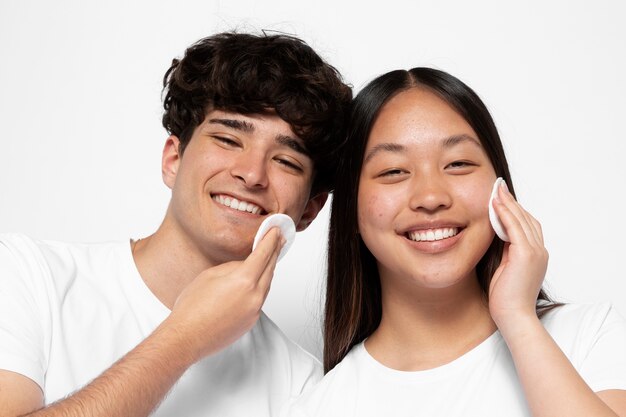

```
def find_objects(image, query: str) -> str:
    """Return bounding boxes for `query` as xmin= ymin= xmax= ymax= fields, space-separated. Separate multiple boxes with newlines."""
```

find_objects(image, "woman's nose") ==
xmin=408 ymin=175 xmax=453 ymax=213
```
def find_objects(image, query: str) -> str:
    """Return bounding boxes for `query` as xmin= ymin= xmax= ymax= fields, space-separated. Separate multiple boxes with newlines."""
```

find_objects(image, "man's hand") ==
xmin=0 ymin=228 xmax=284 ymax=417
xmin=165 ymin=226 xmax=284 ymax=362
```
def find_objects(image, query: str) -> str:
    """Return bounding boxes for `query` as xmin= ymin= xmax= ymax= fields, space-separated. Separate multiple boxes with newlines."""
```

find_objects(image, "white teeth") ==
xmin=408 ymin=227 xmax=458 ymax=242
xmin=212 ymin=195 xmax=262 ymax=215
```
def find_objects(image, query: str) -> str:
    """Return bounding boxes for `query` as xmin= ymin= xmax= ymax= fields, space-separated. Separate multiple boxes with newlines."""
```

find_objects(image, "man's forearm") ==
xmin=23 ymin=319 xmax=195 ymax=417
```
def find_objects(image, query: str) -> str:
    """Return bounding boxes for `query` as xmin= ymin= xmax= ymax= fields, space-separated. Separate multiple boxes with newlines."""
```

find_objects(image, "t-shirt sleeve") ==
xmin=579 ymin=304 xmax=626 ymax=392
xmin=0 ymin=235 xmax=49 ymax=388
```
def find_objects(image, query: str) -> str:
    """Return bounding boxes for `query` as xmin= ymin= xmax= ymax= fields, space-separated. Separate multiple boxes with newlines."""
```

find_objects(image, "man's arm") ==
xmin=0 ymin=371 xmax=42 ymax=416
xmin=1 ymin=320 xmax=194 ymax=417
xmin=0 ymin=228 xmax=284 ymax=417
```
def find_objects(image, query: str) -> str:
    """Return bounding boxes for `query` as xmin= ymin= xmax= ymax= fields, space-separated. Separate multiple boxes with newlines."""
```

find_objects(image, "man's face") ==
xmin=162 ymin=110 xmax=326 ymax=265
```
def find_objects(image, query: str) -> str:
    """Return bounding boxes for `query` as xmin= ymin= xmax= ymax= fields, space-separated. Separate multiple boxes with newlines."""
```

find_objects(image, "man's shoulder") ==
xmin=0 ymin=233 xmax=53 ymax=273
xmin=1 ymin=232 xmax=119 ymax=255
xmin=248 ymin=313 xmax=323 ymax=390
xmin=254 ymin=312 xmax=322 ymax=368
xmin=0 ymin=232 xmax=42 ymax=254
xmin=0 ymin=232 xmax=133 ymax=290
xmin=0 ymin=232 xmax=128 ymax=263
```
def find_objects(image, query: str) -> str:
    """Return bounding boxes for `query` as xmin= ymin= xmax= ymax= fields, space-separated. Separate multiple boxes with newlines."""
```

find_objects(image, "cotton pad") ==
xmin=488 ymin=177 xmax=510 ymax=242
xmin=252 ymin=213 xmax=296 ymax=261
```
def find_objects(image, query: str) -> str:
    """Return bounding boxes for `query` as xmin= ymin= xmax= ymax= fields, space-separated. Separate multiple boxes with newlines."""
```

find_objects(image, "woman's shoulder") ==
xmin=541 ymin=302 xmax=626 ymax=360
xmin=286 ymin=343 xmax=366 ymax=416
xmin=312 ymin=343 xmax=367 ymax=389
xmin=541 ymin=302 xmax=623 ymax=330
xmin=541 ymin=302 xmax=626 ymax=392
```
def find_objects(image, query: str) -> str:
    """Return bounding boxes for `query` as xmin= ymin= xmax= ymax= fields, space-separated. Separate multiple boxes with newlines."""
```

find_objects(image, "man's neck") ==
xmin=131 ymin=217 xmax=222 ymax=310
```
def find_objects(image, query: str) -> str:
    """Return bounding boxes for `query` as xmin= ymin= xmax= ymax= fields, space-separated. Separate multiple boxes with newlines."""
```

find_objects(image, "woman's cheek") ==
xmin=454 ymin=180 xmax=492 ymax=221
xmin=358 ymin=188 xmax=399 ymax=235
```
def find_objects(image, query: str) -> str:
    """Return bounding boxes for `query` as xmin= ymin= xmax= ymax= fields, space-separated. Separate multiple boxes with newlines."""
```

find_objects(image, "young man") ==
xmin=0 ymin=32 xmax=352 ymax=417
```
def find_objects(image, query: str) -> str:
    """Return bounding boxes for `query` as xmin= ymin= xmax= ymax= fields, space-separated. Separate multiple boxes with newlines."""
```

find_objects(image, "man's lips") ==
xmin=211 ymin=193 xmax=267 ymax=215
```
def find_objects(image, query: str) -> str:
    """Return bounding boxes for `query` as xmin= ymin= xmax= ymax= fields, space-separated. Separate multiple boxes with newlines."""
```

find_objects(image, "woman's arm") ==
xmin=488 ymin=182 xmax=626 ymax=417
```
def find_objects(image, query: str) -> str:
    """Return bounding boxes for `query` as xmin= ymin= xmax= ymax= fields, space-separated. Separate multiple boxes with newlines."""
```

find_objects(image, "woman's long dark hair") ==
xmin=324 ymin=68 xmax=560 ymax=373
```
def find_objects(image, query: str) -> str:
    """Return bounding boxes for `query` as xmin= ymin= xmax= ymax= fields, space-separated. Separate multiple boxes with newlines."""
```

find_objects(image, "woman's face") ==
xmin=357 ymin=87 xmax=497 ymax=290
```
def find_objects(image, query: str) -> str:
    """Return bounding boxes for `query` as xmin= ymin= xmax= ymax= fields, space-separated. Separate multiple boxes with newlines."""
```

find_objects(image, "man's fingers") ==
xmin=257 ymin=236 xmax=283 ymax=298
xmin=242 ymin=227 xmax=282 ymax=279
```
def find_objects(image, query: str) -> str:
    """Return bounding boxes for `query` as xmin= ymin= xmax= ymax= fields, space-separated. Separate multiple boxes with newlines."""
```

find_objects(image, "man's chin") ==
xmin=201 ymin=241 xmax=254 ymax=264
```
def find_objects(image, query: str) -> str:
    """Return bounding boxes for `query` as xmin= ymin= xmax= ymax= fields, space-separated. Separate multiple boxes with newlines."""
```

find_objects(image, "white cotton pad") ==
xmin=489 ymin=177 xmax=511 ymax=242
xmin=252 ymin=213 xmax=296 ymax=261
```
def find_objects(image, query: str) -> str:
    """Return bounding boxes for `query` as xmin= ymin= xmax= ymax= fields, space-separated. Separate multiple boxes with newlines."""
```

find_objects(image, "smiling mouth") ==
xmin=211 ymin=194 xmax=266 ymax=215
xmin=406 ymin=227 xmax=460 ymax=242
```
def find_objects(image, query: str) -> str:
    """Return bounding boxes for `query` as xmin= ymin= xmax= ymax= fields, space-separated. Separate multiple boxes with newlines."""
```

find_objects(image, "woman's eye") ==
xmin=379 ymin=169 xmax=405 ymax=177
xmin=447 ymin=161 xmax=473 ymax=169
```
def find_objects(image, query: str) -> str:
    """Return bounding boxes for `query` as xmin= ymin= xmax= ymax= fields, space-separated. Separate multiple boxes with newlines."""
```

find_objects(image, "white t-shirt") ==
xmin=0 ymin=233 xmax=321 ymax=416
xmin=285 ymin=303 xmax=626 ymax=417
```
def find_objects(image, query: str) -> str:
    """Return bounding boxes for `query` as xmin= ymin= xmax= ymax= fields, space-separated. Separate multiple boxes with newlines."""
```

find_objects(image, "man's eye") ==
xmin=276 ymin=158 xmax=303 ymax=172
xmin=213 ymin=136 xmax=239 ymax=147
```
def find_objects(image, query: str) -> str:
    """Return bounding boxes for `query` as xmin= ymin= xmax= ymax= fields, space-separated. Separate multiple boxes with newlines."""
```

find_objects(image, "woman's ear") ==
xmin=162 ymin=136 xmax=182 ymax=189
xmin=296 ymin=192 xmax=328 ymax=232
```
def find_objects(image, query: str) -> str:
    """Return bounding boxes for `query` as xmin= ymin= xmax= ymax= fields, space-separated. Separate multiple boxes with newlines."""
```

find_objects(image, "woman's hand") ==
xmin=488 ymin=181 xmax=548 ymax=329
xmin=486 ymin=183 xmax=623 ymax=417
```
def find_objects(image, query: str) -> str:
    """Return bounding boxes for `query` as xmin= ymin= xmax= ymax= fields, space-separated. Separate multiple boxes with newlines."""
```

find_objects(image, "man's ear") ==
xmin=296 ymin=192 xmax=328 ymax=232
xmin=162 ymin=136 xmax=182 ymax=190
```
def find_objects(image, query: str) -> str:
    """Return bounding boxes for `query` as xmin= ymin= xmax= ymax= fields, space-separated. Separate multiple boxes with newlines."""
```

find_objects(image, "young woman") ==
xmin=285 ymin=68 xmax=626 ymax=416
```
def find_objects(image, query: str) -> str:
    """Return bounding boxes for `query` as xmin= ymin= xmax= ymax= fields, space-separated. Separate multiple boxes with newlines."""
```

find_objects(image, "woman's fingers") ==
xmin=494 ymin=184 xmax=543 ymax=247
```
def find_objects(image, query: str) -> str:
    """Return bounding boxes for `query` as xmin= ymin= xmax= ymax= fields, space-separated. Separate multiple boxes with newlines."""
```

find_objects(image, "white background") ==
xmin=1 ymin=0 xmax=625 ymax=358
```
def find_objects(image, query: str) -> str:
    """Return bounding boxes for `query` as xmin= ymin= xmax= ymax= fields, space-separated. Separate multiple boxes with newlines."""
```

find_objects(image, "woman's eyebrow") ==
xmin=363 ymin=143 xmax=406 ymax=164
xmin=442 ymin=134 xmax=481 ymax=149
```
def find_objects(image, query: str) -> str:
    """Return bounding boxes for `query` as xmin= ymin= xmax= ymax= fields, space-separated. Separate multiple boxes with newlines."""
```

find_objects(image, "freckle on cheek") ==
xmin=365 ymin=196 xmax=384 ymax=219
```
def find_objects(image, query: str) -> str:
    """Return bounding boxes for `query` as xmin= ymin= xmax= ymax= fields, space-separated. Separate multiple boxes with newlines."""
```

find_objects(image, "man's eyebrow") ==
xmin=442 ymin=134 xmax=482 ymax=149
xmin=363 ymin=142 xmax=406 ymax=164
xmin=207 ymin=118 xmax=309 ymax=156
xmin=276 ymin=134 xmax=309 ymax=156
xmin=208 ymin=118 xmax=255 ymax=133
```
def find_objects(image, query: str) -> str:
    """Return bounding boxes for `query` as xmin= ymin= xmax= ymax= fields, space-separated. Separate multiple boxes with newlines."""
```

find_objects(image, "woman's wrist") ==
xmin=492 ymin=308 xmax=542 ymax=342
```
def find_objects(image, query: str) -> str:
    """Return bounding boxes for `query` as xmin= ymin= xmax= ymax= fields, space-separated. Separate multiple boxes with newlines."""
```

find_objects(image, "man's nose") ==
xmin=230 ymin=150 xmax=269 ymax=188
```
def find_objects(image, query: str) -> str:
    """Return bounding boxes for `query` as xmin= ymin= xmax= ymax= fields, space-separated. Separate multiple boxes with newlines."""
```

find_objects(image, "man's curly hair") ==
xmin=162 ymin=32 xmax=352 ymax=194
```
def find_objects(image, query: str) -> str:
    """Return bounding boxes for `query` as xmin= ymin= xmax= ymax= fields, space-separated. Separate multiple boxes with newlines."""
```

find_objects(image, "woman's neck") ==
xmin=365 ymin=269 xmax=496 ymax=371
